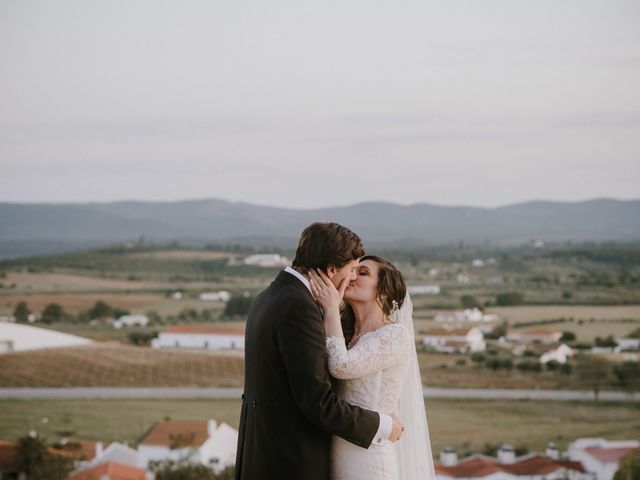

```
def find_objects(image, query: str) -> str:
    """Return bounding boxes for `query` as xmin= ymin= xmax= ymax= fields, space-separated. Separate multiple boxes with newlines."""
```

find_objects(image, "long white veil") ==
xmin=395 ymin=293 xmax=437 ymax=480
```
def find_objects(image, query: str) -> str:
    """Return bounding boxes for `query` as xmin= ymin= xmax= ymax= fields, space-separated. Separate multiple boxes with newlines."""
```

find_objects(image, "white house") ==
xmin=151 ymin=325 xmax=245 ymax=350
xmin=86 ymin=441 xmax=141 ymax=469
xmin=615 ymin=337 xmax=640 ymax=352
xmin=407 ymin=285 xmax=441 ymax=295
xmin=506 ymin=328 xmax=562 ymax=345
xmin=137 ymin=419 xmax=237 ymax=474
xmin=436 ymin=443 xmax=590 ymax=480
xmin=423 ymin=326 xmax=486 ymax=353
xmin=568 ymin=438 xmax=640 ymax=480
xmin=435 ymin=309 xmax=498 ymax=323
xmin=243 ymin=254 xmax=289 ymax=267
xmin=114 ymin=315 xmax=149 ymax=329
xmin=540 ymin=344 xmax=575 ymax=364
xmin=199 ymin=291 xmax=232 ymax=302
xmin=0 ymin=323 xmax=93 ymax=354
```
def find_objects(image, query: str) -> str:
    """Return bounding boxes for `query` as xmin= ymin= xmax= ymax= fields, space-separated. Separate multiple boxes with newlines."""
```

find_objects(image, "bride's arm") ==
xmin=325 ymin=324 xmax=411 ymax=379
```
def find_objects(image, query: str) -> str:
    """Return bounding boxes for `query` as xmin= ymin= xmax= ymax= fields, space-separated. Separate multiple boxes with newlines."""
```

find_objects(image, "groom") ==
xmin=235 ymin=222 xmax=404 ymax=480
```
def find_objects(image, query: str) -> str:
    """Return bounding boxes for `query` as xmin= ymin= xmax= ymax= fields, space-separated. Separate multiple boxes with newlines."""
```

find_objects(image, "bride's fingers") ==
xmin=308 ymin=270 xmax=322 ymax=289
xmin=315 ymin=268 xmax=333 ymax=288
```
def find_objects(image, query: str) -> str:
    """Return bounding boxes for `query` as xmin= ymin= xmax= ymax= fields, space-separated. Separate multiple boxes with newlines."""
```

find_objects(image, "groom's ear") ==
xmin=326 ymin=265 xmax=336 ymax=278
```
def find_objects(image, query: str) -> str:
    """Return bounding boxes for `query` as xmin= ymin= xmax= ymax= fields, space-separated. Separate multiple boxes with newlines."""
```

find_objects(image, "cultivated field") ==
xmin=0 ymin=293 xmax=164 ymax=315
xmin=0 ymin=344 xmax=244 ymax=388
xmin=0 ymin=398 xmax=638 ymax=455
xmin=2 ymin=271 xmax=173 ymax=292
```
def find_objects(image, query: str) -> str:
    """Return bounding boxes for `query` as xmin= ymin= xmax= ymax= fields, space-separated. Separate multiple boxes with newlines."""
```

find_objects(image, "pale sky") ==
xmin=1 ymin=0 xmax=639 ymax=208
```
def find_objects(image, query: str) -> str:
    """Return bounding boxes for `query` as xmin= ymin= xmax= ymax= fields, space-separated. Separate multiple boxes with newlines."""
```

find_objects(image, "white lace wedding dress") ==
xmin=326 ymin=323 xmax=412 ymax=480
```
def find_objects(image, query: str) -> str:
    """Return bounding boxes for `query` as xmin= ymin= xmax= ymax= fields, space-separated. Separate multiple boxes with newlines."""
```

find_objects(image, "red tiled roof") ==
xmin=585 ymin=446 xmax=638 ymax=464
xmin=140 ymin=420 xmax=208 ymax=447
xmin=162 ymin=325 xmax=245 ymax=335
xmin=68 ymin=461 xmax=147 ymax=480
xmin=435 ymin=455 xmax=586 ymax=478
xmin=52 ymin=439 xmax=111 ymax=460
xmin=0 ymin=440 xmax=17 ymax=470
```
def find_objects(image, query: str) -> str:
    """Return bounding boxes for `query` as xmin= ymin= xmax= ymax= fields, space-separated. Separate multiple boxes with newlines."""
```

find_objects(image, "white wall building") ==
xmin=540 ymin=344 xmax=575 ymax=364
xmin=114 ymin=315 xmax=149 ymax=329
xmin=151 ymin=325 xmax=245 ymax=350
xmin=435 ymin=309 xmax=498 ymax=323
xmin=199 ymin=291 xmax=231 ymax=302
xmin=243 ymin=254 xmax=289 ymax=267
xmin=137 ymin=419 xmax=237 ymax=474
xmin=86 ymin=442 xmax=140 ymax=469
xmin=423 ymin=326 xmax=486 ymax=353
xmin=615 ymin=338 xmax=640 ymax=352
xmin=407 ymin=285 xmax=441 ymax=295
xmin=568 ymin=438 xmax=639 ymax=480
xmin=0 ymin=323 xmax=93 ymax=354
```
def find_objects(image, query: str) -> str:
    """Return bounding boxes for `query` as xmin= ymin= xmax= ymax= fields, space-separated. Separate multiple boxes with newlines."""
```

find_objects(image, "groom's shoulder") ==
xmin=266 ymin=271 xmax=315 ymax=305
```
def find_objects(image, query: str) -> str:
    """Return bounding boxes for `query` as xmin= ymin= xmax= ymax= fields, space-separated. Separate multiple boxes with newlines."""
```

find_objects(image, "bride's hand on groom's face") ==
xmin=309 ymin=269 xmax=348 ymax=314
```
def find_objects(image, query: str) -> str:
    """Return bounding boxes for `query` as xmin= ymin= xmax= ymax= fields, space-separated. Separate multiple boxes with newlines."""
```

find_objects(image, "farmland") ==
xmin=0 ymin=398 xmax=638 ymax=456
xmin=0 ymin=344 xmax=244 ymax=388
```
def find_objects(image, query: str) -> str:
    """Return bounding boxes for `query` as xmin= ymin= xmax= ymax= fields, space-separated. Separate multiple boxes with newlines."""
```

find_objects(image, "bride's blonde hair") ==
xmin=341 ymin=255 xmax=407 ymax=344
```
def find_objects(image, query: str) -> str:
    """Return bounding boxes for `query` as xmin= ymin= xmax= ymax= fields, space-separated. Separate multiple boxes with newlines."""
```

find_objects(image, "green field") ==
xmin=1 ymin=398 xmax=638 ymax=456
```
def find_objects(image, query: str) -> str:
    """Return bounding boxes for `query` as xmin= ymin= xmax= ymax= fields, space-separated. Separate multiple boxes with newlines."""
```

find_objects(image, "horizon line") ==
xmin=0 ymin=196 xmax=638 ymax=211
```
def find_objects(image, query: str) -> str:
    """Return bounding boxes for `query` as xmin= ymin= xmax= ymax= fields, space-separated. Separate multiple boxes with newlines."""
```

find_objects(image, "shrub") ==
xmin=471 ymin=352 xmax=486 ymax=363
xmin=41 ymin=303 xmax=67 ymax=323
xmin=14 ymin=301 xmax=31 ymax=323
xmin=222 ymin=295 xmax=253 ymax=318
xmin=495 ymin=292 xmax=524 ymax=306
xmin=560 ymin=331 xmax=576 ymax=342
xmin=516 ymin=360 xmax=542 ymax=372
xmin=559 ymin=363 xmax=572 ymax=375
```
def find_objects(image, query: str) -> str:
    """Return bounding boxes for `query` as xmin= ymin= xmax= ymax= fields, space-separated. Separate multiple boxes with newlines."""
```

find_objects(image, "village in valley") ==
xmin=0 ymin=244 xmax=639 ymax=479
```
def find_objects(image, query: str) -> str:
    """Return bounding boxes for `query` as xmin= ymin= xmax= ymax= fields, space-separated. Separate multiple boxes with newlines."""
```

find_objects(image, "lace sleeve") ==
xmin=325 ymin=324 xmax=411 ymax=379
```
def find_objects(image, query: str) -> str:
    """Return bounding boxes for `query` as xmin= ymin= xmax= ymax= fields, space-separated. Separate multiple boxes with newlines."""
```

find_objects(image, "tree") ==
xmin=41 ymin=303 xmax=66 ymax=323
xmin=14 ymin=301 xmax=31 ymax=323
xmin=15 ymin=433 xmax=74 ymax=480
xmin=574 ymin=354 xmax=612 ymax=400
xmin=461 ymin=295 xmax=482 ymax=310
xmin=222 ymin=295 xmax=253 ymax=318
xmin=87 ymin=300 xmax=112 ymax=319
xmin=485 ymin=358 xmax=501 ymax=371
xmin=560 ymin=331 xmax=576 ymax=342
xmin=628 ymin=327 xmax=640 ymax=339
xmin=612 ymin=362 xmax=640 ymax=392
xmin=150 ymin=456 xmax=235 ymax=480
xmin=594 ymin=335 xmax=617 ymax=348
xmin=470 ymin=352 xmax=486 ymax=364
xmin=128 ymin=330 xmax=158 ymax=346
xmin=614 ymin=448 xmax=640 ymax=480
xmin=495 ymin=292 xmax=524 ymax=306
xmin=484 ymin=320 xmax=509 ymax=339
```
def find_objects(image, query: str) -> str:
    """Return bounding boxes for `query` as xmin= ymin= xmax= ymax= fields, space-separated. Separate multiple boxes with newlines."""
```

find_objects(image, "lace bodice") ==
xmin=325 ymin=323 xmax=412 ymax=415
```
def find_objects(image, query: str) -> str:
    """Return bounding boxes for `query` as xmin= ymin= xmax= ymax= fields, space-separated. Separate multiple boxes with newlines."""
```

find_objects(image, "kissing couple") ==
xmin=235 ymin=222 xmax=437 ymax=480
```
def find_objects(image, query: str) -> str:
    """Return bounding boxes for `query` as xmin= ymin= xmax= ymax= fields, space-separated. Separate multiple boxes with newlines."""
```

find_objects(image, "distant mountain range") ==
xmin=0 ymin=198 xmax=639 ymax=259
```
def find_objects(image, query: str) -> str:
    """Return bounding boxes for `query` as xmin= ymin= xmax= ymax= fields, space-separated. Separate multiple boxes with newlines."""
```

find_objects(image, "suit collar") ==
xmin=275 ymin=270 xmax=321 ymax=311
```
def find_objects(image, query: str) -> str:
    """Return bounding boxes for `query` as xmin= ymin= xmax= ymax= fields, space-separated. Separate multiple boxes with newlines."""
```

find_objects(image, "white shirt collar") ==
xmin=284 ymin=266 xmax=312 ymax=294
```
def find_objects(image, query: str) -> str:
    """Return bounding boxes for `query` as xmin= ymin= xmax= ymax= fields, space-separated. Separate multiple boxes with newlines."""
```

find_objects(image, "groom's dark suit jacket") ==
xmin=234 ymin=270 xmax=379 ymax=480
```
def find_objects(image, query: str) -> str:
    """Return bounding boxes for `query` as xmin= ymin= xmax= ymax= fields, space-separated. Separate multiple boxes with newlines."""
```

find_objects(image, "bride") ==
xmin=309 ymin=255 xmax=437 ymax=480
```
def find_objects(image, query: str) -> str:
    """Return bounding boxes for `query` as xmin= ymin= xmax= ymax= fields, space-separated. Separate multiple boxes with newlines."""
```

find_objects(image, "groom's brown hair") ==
xmin=292 ymin=222 xmax=365 ymax=274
